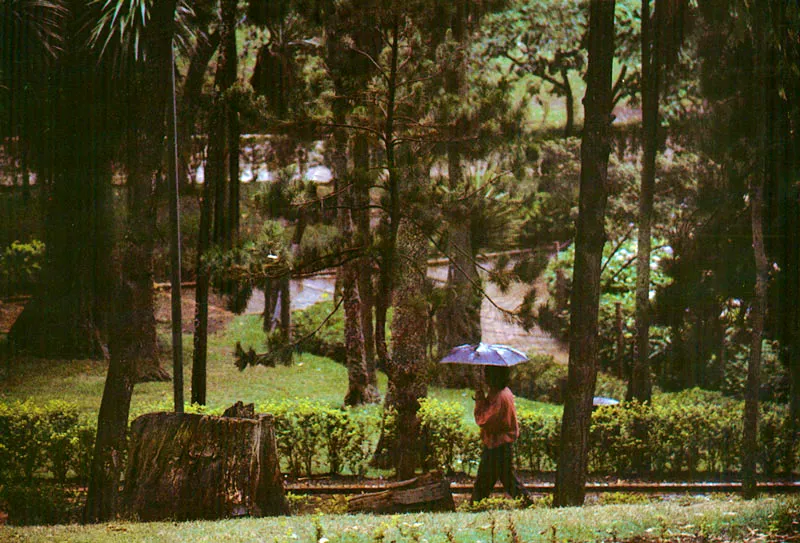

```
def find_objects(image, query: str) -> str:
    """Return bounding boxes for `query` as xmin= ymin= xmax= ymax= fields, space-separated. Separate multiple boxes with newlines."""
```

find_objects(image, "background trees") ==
xmin=2 ymin=0 xmax=799 ymax=509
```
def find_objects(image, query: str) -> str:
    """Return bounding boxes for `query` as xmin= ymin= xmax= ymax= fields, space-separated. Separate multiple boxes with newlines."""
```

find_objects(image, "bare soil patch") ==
xmin=154 ymin=287 xmax=235 ymax=335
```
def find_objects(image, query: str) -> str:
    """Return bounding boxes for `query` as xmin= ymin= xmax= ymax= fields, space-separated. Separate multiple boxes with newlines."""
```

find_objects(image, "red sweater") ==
xmin=474 ymin=386 xmax=519 ymax=449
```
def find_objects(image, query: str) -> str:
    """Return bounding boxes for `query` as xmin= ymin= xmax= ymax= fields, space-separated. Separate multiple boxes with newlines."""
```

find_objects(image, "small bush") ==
xmin=0 ymin=239 xmax=45 ymax=297
xmin=259 ymin=400 xmax=376 ymax=477
xmin=292 ymin=301 xmax=346 ymax=364
xmin=516 ymin=410 xmax=559 ymax=473
xmin=418 ymin=398 xmax=469 ymax=474
xmin=512 ymin=354 xmax=626 ymax=404
xmin=0 ymin=400 xmax=94 ymax=485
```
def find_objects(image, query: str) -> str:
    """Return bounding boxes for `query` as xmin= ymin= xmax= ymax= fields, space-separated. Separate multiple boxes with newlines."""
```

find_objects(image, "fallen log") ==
xmin=122 ymin=409 xmax=289 ymax=521
xmin=347 ymin=472 xmax=455 ymax=514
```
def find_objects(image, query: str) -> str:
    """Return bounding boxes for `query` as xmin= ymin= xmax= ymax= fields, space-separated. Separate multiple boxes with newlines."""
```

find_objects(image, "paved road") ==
xmin=245 ymin=265 xmax=568 ymax=363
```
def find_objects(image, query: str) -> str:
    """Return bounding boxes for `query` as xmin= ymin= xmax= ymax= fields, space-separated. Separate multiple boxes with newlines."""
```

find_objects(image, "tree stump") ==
xmin=122 ymin=410 xmax=289 ymax=521
xmin=347 ymin=472 xmax=455 ymax=514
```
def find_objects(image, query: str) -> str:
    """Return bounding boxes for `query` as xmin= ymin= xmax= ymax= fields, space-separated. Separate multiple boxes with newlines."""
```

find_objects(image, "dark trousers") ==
xmin=471 ymin=442 xmax=532 ymax=504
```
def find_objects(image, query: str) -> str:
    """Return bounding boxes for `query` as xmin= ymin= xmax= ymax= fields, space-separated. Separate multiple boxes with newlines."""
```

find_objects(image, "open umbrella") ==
xmin=439 ymin=342 xmax=529 ymax=367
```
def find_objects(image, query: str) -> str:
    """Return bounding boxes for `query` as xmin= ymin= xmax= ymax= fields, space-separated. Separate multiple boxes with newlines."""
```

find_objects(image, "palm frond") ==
xmin=87 ymin=0 xmax=196 ymax=64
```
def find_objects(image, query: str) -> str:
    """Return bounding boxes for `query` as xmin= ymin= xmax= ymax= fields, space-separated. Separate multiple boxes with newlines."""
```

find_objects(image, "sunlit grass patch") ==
xmin=4 ymin=496 xmax=797 ymax=543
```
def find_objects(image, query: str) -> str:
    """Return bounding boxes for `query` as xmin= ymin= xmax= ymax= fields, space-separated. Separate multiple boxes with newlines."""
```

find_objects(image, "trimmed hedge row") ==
xmin=257 ymin=400 xmax=379 ymax=478
xmin=0 ymin=400 xmax=94 ymax=485
xmin=1 ymin=391 xmax=795 ymax=484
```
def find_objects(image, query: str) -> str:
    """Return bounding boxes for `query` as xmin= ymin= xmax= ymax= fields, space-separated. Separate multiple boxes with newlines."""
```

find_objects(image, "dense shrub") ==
xmin=0 ymin=401 xmax=93 ymax=525
xmin=0 ymin=400 xmax=94 ymax=484
xmin=258 ymin=400 xmax=376 ymax=477
xmin=540 ymin=238 xmax=673 ymax=374
xmin=516 ymin=409 xmax=560 ymax=472
xmin=2 ymin=483 xmax=84 ymax=526
xmin=512 ymin=354 xmax=627 ymax=404
xmin=418 ymin=398 xmax=473 ymax=474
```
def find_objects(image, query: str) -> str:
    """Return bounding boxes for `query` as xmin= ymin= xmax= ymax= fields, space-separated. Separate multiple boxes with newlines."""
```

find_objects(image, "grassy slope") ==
xmin=0 ymin=314 xmax=558 ymax=422
xmin=3 ymin=496 xmax=797 ymax=542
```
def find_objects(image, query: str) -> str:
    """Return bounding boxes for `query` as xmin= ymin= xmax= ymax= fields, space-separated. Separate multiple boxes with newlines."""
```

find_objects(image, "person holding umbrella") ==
xmin=440 ymin=343 xmax=533 ymax=506
xmin=471 ymin=365 xmax=533 ymax=505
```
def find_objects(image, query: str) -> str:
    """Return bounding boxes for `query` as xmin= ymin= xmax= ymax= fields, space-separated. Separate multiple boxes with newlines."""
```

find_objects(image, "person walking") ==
xmin=471 ymin=365 xmax=533 ymax=505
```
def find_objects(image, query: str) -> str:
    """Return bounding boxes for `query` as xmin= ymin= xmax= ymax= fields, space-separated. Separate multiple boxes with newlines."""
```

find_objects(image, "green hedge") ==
xmin=0 ymin=400 xmax=94 ymax=485
xmin=257 ymin=399 xmax=379 ymax=478
xmin=2 ymin=393 xmax=795 ymax=489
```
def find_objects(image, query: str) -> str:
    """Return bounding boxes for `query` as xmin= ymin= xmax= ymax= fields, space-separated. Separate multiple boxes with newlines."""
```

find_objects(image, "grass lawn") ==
xmin=0 ymin=313 xmax=559 ymax=422
xmin=3 ymin=496 xmax=797 ymax=542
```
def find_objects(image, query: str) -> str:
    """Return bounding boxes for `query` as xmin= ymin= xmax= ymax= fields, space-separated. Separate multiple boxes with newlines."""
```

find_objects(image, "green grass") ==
xmin=0 ymin=313 xmax=558 ymax=423
xmin=2 ymin=496 xmax=797 ymax=542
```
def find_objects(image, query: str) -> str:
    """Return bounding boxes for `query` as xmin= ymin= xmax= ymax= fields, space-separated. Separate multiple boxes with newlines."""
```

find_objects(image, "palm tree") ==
xmin=84 ymin=0 xmax=192 ymax=521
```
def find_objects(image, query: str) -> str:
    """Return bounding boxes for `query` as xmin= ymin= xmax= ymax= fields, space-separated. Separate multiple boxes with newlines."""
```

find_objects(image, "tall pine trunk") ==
xmin=742 ymin=8 xmax=770 ymax=498
xmin=191 ymin=0 xmax=236 ymax=404
xmin=375 ymin=18 xmax=401 ymax=372
xmin=125 ymin=3 xmax=175 ymax=382
xmin=553 ymin=0 xmax=615 ymax=508
xmin=191 ymin=99 xmax=223 ymax=406
xmin=387 ymin=217 xmax=429 ymax=479
xmin=330 ymin=99 xmax=375 ymax=405
xmin=742 ymin=175 xmax=767 ymax=499
xmin=628 ymin=0 xmax=660 ymax=402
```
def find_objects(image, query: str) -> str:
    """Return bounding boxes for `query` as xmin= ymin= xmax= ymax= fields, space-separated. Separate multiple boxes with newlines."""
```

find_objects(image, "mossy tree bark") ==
xmin=387 ymin=218 xmax=429 ymax=479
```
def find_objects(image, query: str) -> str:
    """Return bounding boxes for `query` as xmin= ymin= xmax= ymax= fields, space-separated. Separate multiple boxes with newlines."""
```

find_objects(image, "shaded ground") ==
xmin=153 ymin=287 xmax=234 ymax=335
xmin=0 ymin=300 xmax=24 ymax=334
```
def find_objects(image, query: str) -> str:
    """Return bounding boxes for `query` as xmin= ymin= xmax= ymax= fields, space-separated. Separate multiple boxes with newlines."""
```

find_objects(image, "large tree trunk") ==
xmin=628 ymin=0 xmax=660 ymax=403
xmin=8 ymin=57 xmax=112 ymax=360
xmin=387 ymin=217 xmax=429 ymax=480
xmin=121 ymin=410 xmax=288 ymax=520
xmin=553 ymin=0 xmax=615 ymax=508
xmin=124 ymin=6 xmax=175 ymax=382
xmin=83 ymin=238 xmax=143 ymax=522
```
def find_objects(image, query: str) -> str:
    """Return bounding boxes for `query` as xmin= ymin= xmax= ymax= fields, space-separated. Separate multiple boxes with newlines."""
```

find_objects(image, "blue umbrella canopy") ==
xmin=439 ymin=343 xmax=529 ymax=367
